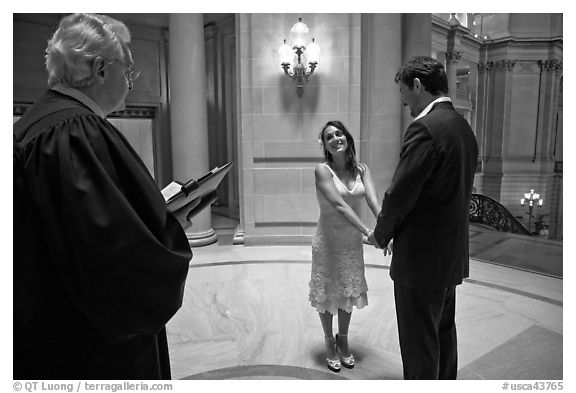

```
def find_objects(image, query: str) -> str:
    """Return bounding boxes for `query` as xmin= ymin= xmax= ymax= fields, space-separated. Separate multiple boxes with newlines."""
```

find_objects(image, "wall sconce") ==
xmin=520 ymin=189 xmax=543 ymax=234
xmin=278 ymin=17 xmax=320 ymax=98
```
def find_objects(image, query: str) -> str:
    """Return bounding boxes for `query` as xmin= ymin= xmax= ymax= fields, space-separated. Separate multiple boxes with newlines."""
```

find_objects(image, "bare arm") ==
xmin=361 ymin=163 xmax=393 ymax=254
xmin=315 ymin=164 xmax=371 ymax=236
xmin=359 ymin=163 xmax=380 ymax=219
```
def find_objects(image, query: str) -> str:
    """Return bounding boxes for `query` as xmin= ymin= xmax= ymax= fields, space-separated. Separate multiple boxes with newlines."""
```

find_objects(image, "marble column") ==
xmin=359 ymin=14 xmax=403 ymax=226
xmin=401 ymin=13 xmax=432 ymax=133
xmin=169 ymin=14 xmax=217 ymax=247
xmin=232 ymin=16 xmax=245 ymax=245
xmin=446 ymin=22 xmax=465 ymax=97
xmin=402 ymin=13 xmax=431 ymax=61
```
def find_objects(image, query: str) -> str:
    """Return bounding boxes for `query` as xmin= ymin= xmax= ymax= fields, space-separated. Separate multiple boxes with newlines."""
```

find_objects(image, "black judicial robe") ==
xmin=13 ymin=90 xmax=192 ymax=380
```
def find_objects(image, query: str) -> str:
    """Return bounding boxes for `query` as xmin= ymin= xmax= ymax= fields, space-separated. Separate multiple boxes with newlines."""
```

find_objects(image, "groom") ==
xmin=368 ymin=56 xmax=478 ymax=379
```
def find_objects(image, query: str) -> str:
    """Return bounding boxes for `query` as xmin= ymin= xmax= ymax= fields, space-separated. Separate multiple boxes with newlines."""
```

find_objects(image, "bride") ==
xmin=309 ymin=120 xmax=382 ymax=372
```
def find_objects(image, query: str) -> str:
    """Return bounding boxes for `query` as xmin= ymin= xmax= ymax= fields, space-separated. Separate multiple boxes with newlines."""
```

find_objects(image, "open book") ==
xmin=161 ymin=162 xmax=233 ymax=217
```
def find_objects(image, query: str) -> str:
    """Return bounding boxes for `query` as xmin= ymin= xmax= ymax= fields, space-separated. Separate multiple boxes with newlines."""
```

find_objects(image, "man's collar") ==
xmin=51 ymin=84 xmax=107 ymax=119
xmin=413 ymin=96 xmax=451 ymax=122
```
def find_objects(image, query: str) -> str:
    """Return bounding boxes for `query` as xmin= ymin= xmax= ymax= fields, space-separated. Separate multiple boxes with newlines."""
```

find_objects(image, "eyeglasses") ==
xmin=107 ymin=59 xmax=141 ymax=89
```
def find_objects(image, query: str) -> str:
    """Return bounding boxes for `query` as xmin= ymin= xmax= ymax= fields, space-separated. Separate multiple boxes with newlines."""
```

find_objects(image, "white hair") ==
xmin=45 ymin=13 xmax=132 ymax=88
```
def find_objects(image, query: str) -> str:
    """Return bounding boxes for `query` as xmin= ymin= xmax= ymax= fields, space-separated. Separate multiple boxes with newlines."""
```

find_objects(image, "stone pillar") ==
xmin=233 ymin=15 xmax=245 ymax=245
xmin=402 ymin=14 xmax=432 ymax=61
xmin=479 ymin=59 xmax=513 ymax=201
xmin=169 ymin=14 xmax=217 ymax=247
xmin=401 ymin=13 xmax=432 ymax=132
xmin=474 ymin=58 xmax=492 ymax=195
xmin=446 ymin=22 xmax=465 ymax=97
xmin=540 ymin=60 xmax=563 ymax=239
xmin=359 ymin=14 xmax=403 ymax=226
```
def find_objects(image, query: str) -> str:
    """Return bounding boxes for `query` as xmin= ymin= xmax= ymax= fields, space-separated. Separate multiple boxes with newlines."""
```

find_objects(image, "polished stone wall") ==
xmin=238 ymin=14 xmax=365 ymax=245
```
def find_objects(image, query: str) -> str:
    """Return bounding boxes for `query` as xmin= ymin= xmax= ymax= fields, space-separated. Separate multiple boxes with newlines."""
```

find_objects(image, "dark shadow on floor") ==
xmin=459 ymin=325 xmax=562 ymax=380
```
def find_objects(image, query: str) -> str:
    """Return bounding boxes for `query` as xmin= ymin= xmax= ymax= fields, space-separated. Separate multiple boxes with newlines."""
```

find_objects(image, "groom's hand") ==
xmin=384 ymin=239 xmax=393 ymax=256
xmin=367 ymin=231 xmax=381 ymax=249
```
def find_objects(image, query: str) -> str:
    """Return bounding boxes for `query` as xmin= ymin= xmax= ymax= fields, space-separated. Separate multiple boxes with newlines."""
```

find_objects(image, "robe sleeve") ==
xmin=373 ymin=121 xmax=438 ymax=248
xmin=22 ymin=112 xmax=192 ymax=342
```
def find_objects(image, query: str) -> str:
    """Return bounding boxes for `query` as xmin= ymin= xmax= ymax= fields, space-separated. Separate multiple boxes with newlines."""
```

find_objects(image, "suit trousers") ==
xmin=394 ymin=283 xmax=458 ymax=379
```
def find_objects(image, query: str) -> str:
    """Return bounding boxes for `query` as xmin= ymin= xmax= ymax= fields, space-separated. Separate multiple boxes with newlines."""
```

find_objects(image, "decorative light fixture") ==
xmin=520 ymin=189 xmax=543 ymax=234
xmin=278 ymin=17 xmax=320 ymax=97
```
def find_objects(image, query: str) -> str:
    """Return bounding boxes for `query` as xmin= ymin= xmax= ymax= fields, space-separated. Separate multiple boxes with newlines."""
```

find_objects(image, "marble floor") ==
xmin=166 ymin=226 xmax=563 ymax=380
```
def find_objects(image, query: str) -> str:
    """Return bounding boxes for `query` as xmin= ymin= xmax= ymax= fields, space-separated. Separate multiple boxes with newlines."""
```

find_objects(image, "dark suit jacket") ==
xmin=374 ymin=100 xmax=479 ymax=289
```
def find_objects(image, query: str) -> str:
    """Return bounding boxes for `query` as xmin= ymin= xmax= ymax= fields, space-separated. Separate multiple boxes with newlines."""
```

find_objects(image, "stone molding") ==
xmin=513 ymin=60 xmax=542 ymax=73
xmin=13 ymin=103 xmax=32 ymax=117
xmin=554 ymin=161 xmax=562 ymax=173
xmin=445 ymin=50 xmax=462 ymax=64
xmin=538 ymin=59 xmax=563 ymax=73
xmin=477 ymin=61 xmax=514 ymax=72
xmin=477 ymin=61 xmax=494 ymax=72
xmin=493 ymin=59 xmax=516 ymax=71
xmin=478 ymin=59 xmax=562 ymax=74
xmin=108 ymin=107 xmax=156 ymax=119
xmin=14 ymin=103 xmax=156 ymax=119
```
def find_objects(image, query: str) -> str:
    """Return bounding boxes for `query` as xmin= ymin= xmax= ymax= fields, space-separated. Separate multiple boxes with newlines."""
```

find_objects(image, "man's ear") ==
xmin=91 ymin=57 xmax=107 ymax=85
xmin=413 ymin=77 xmax=422 ymax=93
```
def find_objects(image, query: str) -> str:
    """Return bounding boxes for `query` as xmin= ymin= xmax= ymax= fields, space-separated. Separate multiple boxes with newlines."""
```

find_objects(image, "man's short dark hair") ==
xmin=395 ymin=56 xmax=449 ymax=95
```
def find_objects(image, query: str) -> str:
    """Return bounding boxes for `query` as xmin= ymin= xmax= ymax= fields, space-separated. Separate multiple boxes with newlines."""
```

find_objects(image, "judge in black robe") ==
xmin=13 ymin=13 xmax=192 ymax=380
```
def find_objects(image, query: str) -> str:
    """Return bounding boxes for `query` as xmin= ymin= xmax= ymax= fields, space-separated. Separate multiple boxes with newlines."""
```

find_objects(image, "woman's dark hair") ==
xmin=319 ymin=120 xmax=359 ymax=177
xmin=394 ymin=55 xmax=449 ymax=95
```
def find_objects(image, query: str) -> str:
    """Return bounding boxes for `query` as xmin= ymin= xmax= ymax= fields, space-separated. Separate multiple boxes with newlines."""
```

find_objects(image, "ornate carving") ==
xmin=492 ymin=59 xmax=516 ymax=71
xmin=538 ymin=59 xmax=563 ymax=73
xmin=446 ymin=50 xmax=462 ymax=64
xmin=477 ymin=61 xmax=493 ymax=72
xmin=554 ymin=161 xmax=562 ymax=173
xmin=555 ymin=60 xmax=563 ymax=73
xmin=478 ymin=59 xmax=562 ymax=74
xmin=469 ymin=193 xmax=532 ymax=236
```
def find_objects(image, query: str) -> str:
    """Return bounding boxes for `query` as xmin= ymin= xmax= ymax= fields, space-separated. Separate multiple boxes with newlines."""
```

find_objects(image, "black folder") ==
xmin=161 ymin=162 xmax=233 ymax=218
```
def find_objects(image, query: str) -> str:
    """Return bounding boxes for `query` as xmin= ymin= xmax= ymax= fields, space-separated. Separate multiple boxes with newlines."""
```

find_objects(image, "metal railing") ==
xmin=470 ymin=193 xmax=532 ymax=236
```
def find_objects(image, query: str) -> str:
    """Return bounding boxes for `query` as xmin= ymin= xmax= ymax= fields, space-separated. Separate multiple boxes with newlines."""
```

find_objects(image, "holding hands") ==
xmin=367 ymin=231 xmax=393 ymax=256
xmin=366 ymin=231 xmax=379 ymax=248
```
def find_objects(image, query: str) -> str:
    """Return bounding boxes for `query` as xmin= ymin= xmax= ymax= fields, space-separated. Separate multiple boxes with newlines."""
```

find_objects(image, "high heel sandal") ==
xmin=324 ymin=337 xmax=341 ymax=372
xmin=335 ymin=333 xmax=355 ymax=369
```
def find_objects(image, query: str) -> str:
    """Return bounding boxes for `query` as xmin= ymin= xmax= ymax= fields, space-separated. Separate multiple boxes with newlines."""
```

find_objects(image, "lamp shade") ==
xmin=307 ymin=38 xmax=320 ymax=63
xmin=278 ymin=39 xmax=293 ymax=65
xmin=291 ymin=17 xmax=309 ymax=47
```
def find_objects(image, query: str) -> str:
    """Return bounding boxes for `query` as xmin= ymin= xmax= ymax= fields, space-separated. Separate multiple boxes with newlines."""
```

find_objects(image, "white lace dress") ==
xmin=309 ymin=163 xmax=368 ymax=315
